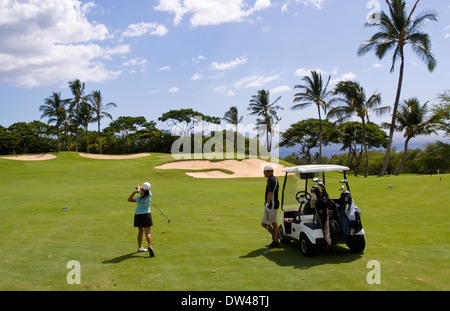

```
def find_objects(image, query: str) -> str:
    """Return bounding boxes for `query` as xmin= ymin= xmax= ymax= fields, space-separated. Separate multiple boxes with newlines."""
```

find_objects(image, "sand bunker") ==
xmin=0 ymin=153 xmax=57 ymax=161
xmin=155 ymin=158 xmax=287 ymax=178
xmin=79 ymin=153 xmax=151 ymax=160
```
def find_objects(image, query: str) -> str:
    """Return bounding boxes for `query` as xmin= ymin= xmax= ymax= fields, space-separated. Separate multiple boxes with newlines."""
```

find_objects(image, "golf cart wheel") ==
xmin=278 ymin=225 xmax=290 ymax=244
xmin=299 ymin=233 xmax=316 ymax=257
xmin=346 ymin=240 xmax=365 ymax=253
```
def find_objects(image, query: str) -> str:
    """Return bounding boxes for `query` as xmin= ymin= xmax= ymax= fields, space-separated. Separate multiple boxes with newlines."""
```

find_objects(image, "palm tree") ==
xmin=89 ymin=90 xmax=117 ymax=154
xmin=393 ymin=98 xmax=437 ymax=175
xmin=432 ymin=90 xmax=450 ymax=137
xmin=68 ymin=79 xmax=86 ymax=152
xmin=292 ymin=70 xmax=332 ymax=164
xmin=248 ymin=90 xmax=283 ymax=152
xmin=328 ymin=81 xmax=390 ymax=177
xmin=77 ymin=100 xmax=95 ymax=153
xmin=223 ymin=106 xmax=244 ymax=153
xmin=39 ymin=92 xmax=67 ymax=152
xmin=357 ymin=0 xmax=437 ymax=177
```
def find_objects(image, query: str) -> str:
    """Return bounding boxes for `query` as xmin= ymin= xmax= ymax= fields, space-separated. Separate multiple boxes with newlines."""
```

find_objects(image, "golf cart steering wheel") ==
xmin=296 ymin=191 xmax=312 ymax=203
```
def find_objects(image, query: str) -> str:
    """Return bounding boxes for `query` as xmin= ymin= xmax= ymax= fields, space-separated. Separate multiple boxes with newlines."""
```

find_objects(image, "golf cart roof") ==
xmin=282 ymin=164 xmax=350 ymax=174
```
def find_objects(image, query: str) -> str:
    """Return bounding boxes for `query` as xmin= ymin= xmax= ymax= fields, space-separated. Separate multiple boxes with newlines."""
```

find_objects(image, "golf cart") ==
xmin=278 ymin=165 xmax=365 ymax=256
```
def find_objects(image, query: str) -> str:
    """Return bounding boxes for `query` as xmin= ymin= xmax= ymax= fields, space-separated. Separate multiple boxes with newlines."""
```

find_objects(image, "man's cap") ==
xmin=263 ymin=166 xmax=274 ymax=171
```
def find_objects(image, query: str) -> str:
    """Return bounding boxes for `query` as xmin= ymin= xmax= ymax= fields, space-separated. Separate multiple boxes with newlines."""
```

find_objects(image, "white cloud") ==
xmin=154 ymin=0 xmax=272 ymax=27
xmin=294 ymin=68 xmax=326 ymax=77
xmin=271 ymin=85 xmax=291 ymax=94
xmin=210 ymin=55 xmax=248 ymax=70
xmin=444 ymin=25 xmax=450 ymax=39
xmin=159 ymin=66 xmax=171 ymax=71
xmin=282 ymin=0 xmax=327 ymax=11
xmin=296 ymin=0 xmax=326 ymax=9
xmin=214 ymin=85 xmax=235 ymax=97
xmin=225 ymin=90 xmax=235 ymax=97
xmin=192 ymin=55 xmax=206 ymax=63
xmin=330 ymin=72 xmax=357 ymax=85
xmin=214 ymin=85 xmax=229 ymax=93
xmin=214 ymin=73 xmax=281 ymax=98
xmin=191 ymin=73 xmax=204 ymax=80
xmin=148 ymin=89 xmax=162 ymax=94
xmin=169 ymin=87 xmax=180 ymax=93
xmin=122 ymin=57 xmax=148 ymax=67
xmin=0 ymin=0 xmax=128 ymax=88
xmin=281 ymin=1 xmax=289 ymax=14
xmin=234 ymin=74 xmax=280 ymax=89
xmin=294 ymin=67 xmax=355 ymax=85
xmin=122 ymin=22 xmax=168 ymax=38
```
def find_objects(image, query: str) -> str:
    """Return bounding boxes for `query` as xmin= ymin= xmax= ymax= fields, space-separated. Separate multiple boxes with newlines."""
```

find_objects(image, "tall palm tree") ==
xmin=89 ymin=90 xmax=117 ymax=154
xmin=292 ymin=70 xmax=332 ymax=164
xmin=68 ymin=79 xmax=86 ymax=152
xmin=223 ymin=106 xmax=244 ymax=153
xmin=248 ymin=89 xmax=283 ymax=152
xmin=328 ymin=81 xmax=390 ymax=177
xmin=77 ymin=101 xmax=95 ymax=153
xmin=357 ymin=0 xmax=437 ymax=177
xmin=393 ymin=98 xmax=437 ymax=175
xmin=39 ymin=92 xmax=67 ymax=152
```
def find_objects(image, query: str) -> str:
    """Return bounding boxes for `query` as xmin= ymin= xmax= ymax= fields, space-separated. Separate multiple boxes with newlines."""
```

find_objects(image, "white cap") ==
xmin=263 ymin=166 xmax=274 ymax=171
xmin=142 ymin=182 xmax=151 ymax=190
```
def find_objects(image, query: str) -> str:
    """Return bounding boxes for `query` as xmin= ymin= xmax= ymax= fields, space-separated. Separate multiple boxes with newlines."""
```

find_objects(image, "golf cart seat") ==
xmin=302 ymin=200 xmax=315 ymax=215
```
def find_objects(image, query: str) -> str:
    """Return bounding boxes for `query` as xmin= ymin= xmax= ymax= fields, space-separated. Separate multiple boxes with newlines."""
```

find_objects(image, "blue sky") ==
xmin=0 ymin=0 xmax=449 ymax=143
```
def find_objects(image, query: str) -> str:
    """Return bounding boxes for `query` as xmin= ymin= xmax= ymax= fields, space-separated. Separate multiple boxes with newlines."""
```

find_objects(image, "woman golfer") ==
xmin=128 ymin=182 xmax=155 ymax=257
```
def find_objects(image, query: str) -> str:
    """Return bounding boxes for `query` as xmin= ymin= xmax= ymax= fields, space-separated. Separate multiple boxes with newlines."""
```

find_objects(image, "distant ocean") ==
xmin=277 ymin=135 xmax=447 ymax=158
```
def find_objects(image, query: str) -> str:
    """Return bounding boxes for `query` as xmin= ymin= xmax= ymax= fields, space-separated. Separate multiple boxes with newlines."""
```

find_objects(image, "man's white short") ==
xmin=262 ymin=208 xmax=278 ymax=225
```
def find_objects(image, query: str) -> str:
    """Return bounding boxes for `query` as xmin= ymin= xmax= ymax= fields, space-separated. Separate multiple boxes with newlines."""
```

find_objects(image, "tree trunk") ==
xmin=317 ymin=105 xmax=322 ymax=164
xmin=395 ymin=136 xmax=411 ymax=176
xmin=346 ymin=147 xmax=352 ymax=167
xmin=378 ymin=49 xmax=405 ymax=177
xmin=85 ymin=125 xmax=89 ymax=153
xmin=98 ymin=119 xmax=102 ymax=154
xmin=74 ymin=103 xmax=79 ymax=152
xmin=362 ymin=118 xmax=369 ymax=178
xmin=56 ymin=122 xmax=61 ymax=153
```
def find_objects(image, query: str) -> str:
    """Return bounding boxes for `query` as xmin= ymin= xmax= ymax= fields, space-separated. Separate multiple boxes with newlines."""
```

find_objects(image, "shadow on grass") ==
xmin=102 ymin=252 xmax=149 ymax=264
xmin=240 ymin=243 xmax=363 ymax=269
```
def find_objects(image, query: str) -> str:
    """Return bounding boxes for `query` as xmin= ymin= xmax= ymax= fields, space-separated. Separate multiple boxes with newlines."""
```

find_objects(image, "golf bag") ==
xmin=348 ymin=201 xmax=363 ymax=234
xmin=311 ymin=185 xmax=341 ymax=238
xmin=338 ymin=191 xmax=362 ymax=236
xmin=311 ymin=185 xmax=328 ymax=229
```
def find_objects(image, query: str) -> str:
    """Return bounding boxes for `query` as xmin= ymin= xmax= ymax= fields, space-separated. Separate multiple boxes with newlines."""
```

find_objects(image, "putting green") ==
xmin=0 ymin=152 xmax=448 ymax=291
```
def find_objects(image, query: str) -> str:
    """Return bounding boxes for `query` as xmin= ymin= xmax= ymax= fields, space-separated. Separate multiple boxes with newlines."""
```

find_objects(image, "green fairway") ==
xmin=0 ymin=152 xmax=448 ymax=291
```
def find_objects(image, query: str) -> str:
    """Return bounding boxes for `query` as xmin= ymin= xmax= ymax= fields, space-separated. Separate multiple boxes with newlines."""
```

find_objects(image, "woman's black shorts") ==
xmin=134 ymin=213 xmax=153 ymax=227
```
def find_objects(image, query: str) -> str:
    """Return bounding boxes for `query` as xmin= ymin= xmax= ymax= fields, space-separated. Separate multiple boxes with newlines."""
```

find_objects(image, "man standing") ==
xmin=261 ymin=166 xmax=279 ymax=248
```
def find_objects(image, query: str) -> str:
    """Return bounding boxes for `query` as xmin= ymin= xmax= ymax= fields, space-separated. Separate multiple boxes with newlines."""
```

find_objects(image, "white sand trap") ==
xmin=79 ymin=153 xmax=151 ymax=160
xmin=155 ymin=158 xmax=287 ymax=178
xmin=0 ymin=153 xmax=57 ymax=161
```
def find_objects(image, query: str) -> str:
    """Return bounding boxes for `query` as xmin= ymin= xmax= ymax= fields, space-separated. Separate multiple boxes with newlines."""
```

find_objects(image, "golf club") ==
xmin=151 ymin=201 xmax=171 ymax=223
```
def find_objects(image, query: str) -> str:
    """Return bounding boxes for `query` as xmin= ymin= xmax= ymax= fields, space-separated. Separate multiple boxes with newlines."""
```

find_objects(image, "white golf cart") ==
xmin=278 ymin=165 xmax=365 ymax=256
